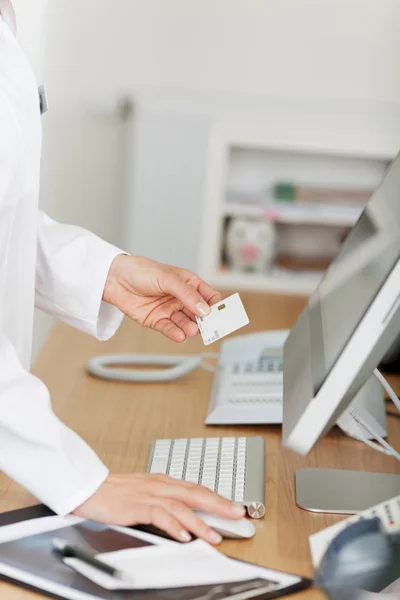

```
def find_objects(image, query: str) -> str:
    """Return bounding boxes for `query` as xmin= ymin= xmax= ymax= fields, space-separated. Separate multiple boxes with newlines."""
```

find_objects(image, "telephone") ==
xmin=205 ymin=329 xmax=288 ymax=425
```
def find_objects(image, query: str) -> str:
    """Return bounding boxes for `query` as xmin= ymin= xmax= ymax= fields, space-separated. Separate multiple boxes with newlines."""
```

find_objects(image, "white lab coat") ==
xmin=0 ymin=2 xmax=124 ymax=514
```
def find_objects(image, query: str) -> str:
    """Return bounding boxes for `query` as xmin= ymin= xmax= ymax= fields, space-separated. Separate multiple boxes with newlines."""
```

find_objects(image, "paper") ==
xmin=196 ymin=293 xmax=249 ymax=346
xmin=65 ymin=539 xmax=271 ymax=591
xmin=0 ymin=516 xmax=83 ymax=544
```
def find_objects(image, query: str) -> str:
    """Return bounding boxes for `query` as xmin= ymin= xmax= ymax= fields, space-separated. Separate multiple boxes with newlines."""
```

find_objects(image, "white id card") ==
xmin=196 ymin=293 xmax=249 ymax=345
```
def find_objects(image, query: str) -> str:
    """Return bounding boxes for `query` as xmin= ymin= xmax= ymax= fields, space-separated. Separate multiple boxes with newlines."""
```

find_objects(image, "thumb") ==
xmin=162 ymin=271 xmax=211 ymax=317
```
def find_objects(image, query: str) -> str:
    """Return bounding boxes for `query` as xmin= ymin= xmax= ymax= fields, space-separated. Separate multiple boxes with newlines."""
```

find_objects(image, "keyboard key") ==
xmin=201 ymin=479 xmax=216 ymax=488
xmin=149 ymin=460 xmax=169 ymax=474
xmin=169 ymin=465 xmax=185 ymax=474
xmin=185 ymin=470 xmax=200 ymax=479
xmin=187 ymin=448 xmax=202 ymax=455
xmin=218 ymin=491 xmax=233 ymax=499
xmin=170 ymin=456 xmax=185 ymax=464
xmin=154 ymin=448 xmax=170 ymax=455
xmin=219 ymin=474 xmax=233 ymax=482
xmin=202 ymin=484 xmax=216 ymax=492
xmin=186 ymin=465 xmax=201 ymax=473
xmin=169 ymin=470 xmax=184 ymax=479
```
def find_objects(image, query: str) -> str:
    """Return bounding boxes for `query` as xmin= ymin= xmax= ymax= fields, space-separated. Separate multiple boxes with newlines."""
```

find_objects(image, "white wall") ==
xmin=40 ymin=0 xmax=400 ymax=259
xmin=13 ymin=0 xmax=400 ymax=355
xmin=13 ymin=0 xmax=47 ymax=80
xmin=44 ymin=0 xmax=400 ymax=104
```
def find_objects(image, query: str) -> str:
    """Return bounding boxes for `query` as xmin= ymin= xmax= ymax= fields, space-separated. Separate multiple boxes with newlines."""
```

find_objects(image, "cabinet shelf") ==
xmin=211 ymin=268 xmax=324 ymax=295
xmin=223 ymin=202 xmax=362 ymax=228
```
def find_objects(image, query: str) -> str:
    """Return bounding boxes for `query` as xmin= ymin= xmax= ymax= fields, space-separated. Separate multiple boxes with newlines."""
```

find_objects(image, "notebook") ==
xmin=0 ymin=505 xmax=311 ymax=600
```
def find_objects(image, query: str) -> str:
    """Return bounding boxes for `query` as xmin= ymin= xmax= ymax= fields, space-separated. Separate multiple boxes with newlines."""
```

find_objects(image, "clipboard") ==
xmin=0 ymin=504 xmax=312 ymax=600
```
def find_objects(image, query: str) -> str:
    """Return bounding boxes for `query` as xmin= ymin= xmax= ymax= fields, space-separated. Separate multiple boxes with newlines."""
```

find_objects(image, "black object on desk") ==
xmin=52 ymin=537 xmax=128 ymax=581
xmin=380 ymin=334 xmax=400 ymax=373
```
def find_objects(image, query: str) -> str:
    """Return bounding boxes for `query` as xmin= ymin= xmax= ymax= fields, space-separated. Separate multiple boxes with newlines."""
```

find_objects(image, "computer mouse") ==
xmin=194 ymin=511 xmax=256 ymax=539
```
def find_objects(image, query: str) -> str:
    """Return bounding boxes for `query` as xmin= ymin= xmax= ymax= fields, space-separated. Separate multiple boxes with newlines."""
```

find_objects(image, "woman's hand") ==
xmin=103 ymin=255 xmax=222 ymax=342
xmin=73 ymin=474 xmax=246 ymax=544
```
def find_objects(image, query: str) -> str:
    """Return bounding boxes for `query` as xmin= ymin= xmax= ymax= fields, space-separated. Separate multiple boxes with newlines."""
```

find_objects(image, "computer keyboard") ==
xmin=147 ymin=436 xmax=265 ymax=518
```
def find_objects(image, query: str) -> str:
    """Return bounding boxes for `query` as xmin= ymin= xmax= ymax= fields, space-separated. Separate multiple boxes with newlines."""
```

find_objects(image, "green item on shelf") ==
xmin=273 ymin=182 xmax=296 ymax=202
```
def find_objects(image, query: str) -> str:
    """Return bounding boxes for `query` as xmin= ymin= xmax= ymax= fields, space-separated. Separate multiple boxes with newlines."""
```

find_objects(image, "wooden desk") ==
xmin=0 ymin=292 xmax=399 ymax=599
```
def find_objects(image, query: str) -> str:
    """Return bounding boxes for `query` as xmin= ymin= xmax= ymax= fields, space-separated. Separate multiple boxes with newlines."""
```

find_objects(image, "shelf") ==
xmin=210 ymin=268 xmax=324 ymax=295
xmin=223 ymin=202 xmax=362 ymax=227
xmin=199 ymin=124 xmax=393 ymax=294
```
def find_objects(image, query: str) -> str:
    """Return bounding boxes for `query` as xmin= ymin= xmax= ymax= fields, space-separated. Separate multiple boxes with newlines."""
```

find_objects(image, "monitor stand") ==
xmin=296 ymin=468 xmax=400 ymax=513
xmin=296 ymin=376 xmax=400 ymax=513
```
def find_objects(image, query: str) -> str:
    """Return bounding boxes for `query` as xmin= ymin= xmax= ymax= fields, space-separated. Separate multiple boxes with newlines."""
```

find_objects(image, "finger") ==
xmin=183 ymin=308 xmax=198 ymax=324
xmin=172 ymin=268 xmax=222 ymax=308
xmin=182 ymin=486 xmax=245 ymax=519
xmin=161 ymin=271 xmax=211 ymax=318
xmin=160 ymin=499 xmax=222 ymax=545
xmin=171 ymin=311 xmax=199 ymax=337
xmin=196 ymin=279 xmax=222 ymax=307
xmin=153 ymin=481 xmax=246 ymax=520
xmin=153 ymin=318 xmax=186 ymax=343
xmin=128 ymin=504 xmax=192 ymax=543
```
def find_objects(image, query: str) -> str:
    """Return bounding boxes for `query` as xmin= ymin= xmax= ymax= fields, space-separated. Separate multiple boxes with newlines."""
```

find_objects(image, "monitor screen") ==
xmin=307 ymin=157 xmax=400 ymax=395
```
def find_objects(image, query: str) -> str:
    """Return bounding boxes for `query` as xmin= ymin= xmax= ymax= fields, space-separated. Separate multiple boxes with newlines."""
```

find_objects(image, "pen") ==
xmin=52 ymin=538 xmax=131 ymax=582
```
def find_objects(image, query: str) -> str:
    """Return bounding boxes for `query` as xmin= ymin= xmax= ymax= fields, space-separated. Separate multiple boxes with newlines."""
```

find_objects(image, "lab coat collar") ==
xmin=0 ymin=0 xmax=17 ymax=35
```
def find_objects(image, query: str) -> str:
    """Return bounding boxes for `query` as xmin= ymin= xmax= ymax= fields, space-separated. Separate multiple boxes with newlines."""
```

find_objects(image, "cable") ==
xmin=386 ymin=410 xmax=400 ymax=420
xmin=357 ymin=437 xmax=396 ymax=457
xmin=348 ymin=407 xmax=400 ymax=462
xmin=385 ymin=399 xmax=400 ymax=419
xmin=373 ymin=368 xmax=400 ymax=413
xmin=87 ymin=353 xmax=219 ymax=382
xmin=199 ymin=353 xmax=219 ymax=374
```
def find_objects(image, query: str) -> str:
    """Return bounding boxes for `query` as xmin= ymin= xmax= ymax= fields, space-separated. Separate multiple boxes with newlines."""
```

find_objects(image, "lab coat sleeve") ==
xmin=35 ymin=212 xmax=125 ymax=340
xmin=0 ymin=332 xmax=110 ymax=515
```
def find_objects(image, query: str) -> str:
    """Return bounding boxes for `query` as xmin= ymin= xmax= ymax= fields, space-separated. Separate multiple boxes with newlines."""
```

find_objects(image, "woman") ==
xmin=0 ymin=0 xmax=245 ymax=545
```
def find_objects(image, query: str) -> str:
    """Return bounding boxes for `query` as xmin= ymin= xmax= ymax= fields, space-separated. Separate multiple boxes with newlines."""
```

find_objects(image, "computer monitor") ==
xmin=282 ymin=152 xmax=400 ymax=512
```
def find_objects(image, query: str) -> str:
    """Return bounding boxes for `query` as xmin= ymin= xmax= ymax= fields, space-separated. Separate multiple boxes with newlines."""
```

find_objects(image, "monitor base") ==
xmin=296 ymin=468 xmax=400 ymax=513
